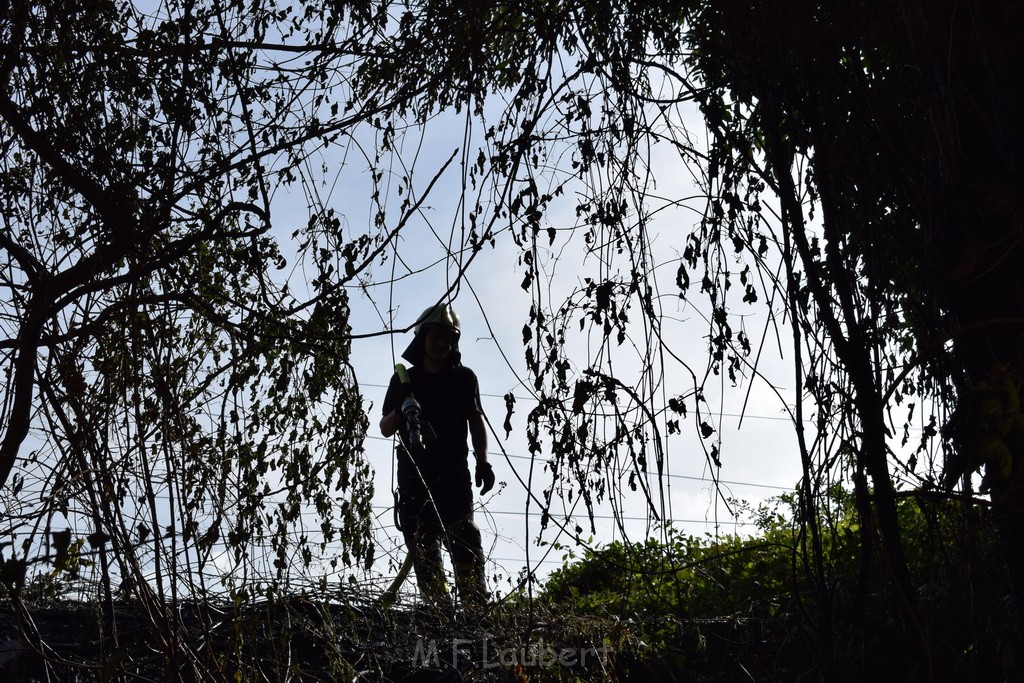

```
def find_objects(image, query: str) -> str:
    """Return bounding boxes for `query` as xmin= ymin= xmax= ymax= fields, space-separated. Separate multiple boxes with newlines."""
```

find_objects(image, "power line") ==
xmin=362 ymin=381 xmax=934 ymax=436
xmin=362 ymin=381 xmax=795 ymax=422
xmin=365 ymin=504 xmax=758 ymax=527
xmin=363 ymin=433 xmax=793 ymax=492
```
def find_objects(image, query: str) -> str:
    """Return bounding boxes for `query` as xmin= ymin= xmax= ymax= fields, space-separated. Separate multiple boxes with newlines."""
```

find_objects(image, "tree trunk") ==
xmin=901 ymin=0 xmax=1024 ymax=673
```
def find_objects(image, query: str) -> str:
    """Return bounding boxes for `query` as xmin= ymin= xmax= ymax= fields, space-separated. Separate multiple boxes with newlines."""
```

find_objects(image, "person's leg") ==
xmin=448 ymin=513 xmax=487 ymax=610
xmin=400 ymin=498 xmax=449 ymax=607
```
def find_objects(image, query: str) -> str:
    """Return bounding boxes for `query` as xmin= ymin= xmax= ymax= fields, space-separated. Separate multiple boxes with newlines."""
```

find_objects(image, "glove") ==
xmin=475 ymin=460 xmax=495 ymax=495
xmin=393 ymin=382 xmax=414 ymax=425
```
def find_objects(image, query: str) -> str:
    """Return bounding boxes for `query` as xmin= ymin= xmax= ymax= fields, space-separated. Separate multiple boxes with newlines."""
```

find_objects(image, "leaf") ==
xmin=87 ymin=531 xmax=111 ymax=548
xmin=51 ymin=529 xmax=73 ymax=569
xmin=503 ymin=392 xmax=516 ymax=438
xmin=572 ymin=380 xmax=595 ymax=414
xmin=668 ymin=397 xmax=687 ymax=416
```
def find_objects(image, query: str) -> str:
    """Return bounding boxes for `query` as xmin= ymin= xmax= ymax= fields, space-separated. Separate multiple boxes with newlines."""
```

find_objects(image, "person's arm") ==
xmin=380 ymin=409 xmax=400 ymax=438
xmin=464 ymin=368 xmax=495 ymax=494
xmin=468 ymin=411 xmax=489 ymax=464
xmin=469 ymin=410 xmax=496 ymax=494
xmin=380 ymin=373 xmax=406 ymax=438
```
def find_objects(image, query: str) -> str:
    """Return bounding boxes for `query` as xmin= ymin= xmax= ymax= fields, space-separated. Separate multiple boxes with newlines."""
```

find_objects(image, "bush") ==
xmin=536 ymin=491 xmax=1011 ymax=681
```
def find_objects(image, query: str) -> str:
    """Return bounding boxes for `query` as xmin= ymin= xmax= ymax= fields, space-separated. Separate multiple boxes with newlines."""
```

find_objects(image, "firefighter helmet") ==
xmin=413 ymin=303 xmax=461 ymax=342
xmin=401 ymin=303 xmax=462 ymax=366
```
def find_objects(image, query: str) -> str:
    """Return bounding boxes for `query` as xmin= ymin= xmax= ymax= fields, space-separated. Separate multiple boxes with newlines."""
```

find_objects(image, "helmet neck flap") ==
xmin=400 ymin=303 xmax=462 ymax=367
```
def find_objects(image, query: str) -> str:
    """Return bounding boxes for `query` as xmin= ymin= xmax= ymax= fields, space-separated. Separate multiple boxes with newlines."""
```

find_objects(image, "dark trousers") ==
xmin=398 ymin=492 xmax=486 ymax=608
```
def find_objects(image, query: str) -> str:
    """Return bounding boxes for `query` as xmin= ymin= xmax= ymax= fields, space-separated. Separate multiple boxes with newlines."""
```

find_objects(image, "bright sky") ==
xmin=310 ymin=104 xmax=808 ymax=596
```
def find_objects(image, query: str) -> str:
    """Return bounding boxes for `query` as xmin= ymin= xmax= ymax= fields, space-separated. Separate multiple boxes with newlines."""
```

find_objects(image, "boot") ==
xmin=418 ymin=569 xmax=451 ymax=610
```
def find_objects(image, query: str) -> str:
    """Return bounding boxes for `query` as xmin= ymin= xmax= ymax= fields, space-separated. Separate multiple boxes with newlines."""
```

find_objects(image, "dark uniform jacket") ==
xmin=383 ymin=363 xmax=483 ymax=519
